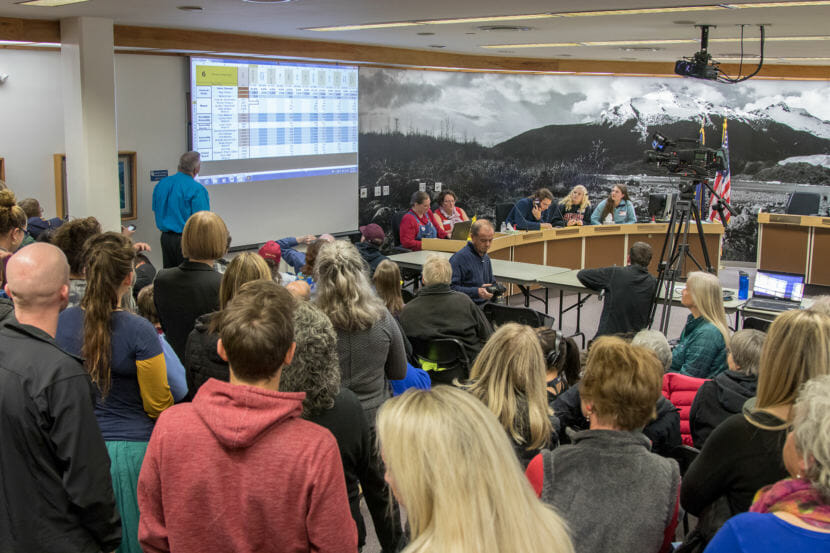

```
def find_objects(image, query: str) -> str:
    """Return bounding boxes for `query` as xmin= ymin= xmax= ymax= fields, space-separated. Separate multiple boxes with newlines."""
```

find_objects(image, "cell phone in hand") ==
xmin=126 ymin=224 xmax=136 ymax=231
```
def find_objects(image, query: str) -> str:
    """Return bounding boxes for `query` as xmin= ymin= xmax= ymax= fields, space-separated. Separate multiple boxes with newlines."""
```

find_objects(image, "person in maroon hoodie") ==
xmin=137 ymin=280 xmax=357 ymax=553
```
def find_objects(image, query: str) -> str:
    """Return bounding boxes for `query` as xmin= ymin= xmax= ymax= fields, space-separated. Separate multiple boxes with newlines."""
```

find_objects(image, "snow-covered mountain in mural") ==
xmin=599 ymin=86 xmax=830 ymax=143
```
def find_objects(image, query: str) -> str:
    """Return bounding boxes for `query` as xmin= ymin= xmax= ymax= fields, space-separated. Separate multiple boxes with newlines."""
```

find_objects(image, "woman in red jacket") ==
xmin=399 ymin=191 xmax=446 ymax=251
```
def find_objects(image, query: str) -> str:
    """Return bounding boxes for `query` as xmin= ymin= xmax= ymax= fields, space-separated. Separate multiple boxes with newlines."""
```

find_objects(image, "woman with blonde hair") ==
xmin=154 ymin=210 xmax=228 ymax=359
xmin=465 ymin=322 xmax=557 ymax=467
xmin=527 ymin=336 xmax=680 ymax=553
xmin=373 ymin=259 xmax=405 ymax=317
xmin=183 ymin=251 xmax=271 ymax=398
xmin=706 ymin=374 xmax=830 ymax=552
xmin=314 ymin=239 xmax=407 ymax=551
xmin=56 ymin=232 xmax=173 ymax=553
xmin=558 ymin=184 xmax=593 ymax=226
xmin=670 ymin=271 xmax=730 ymax=378
xmin=378 ymin=386 xmax=574 ymax=553
xmin=681 ymin=309 xmax=830 ymax=547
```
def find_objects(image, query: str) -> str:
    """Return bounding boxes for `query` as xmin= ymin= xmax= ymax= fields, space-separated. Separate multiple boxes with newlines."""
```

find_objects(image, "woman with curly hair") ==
xmin=558 ymin=184 xmax=593 ymax=226
xmin=51 ymin=216 xmax=102 ymax=306
xmin=314 ymin=239 xmax=406 ymax=552
xmin=280 ymin=301 xmax=399 ymax=551
xmin=56 ymin=232 xmax=173 ymax=553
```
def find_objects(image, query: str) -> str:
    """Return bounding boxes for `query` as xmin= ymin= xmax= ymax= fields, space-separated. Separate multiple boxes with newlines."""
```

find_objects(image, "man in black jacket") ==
xmin=400 ymin=253 xmax=492 ymax=361
xmin=356 ymin=223 xmax=388 ymax=276
xmin=577 ymin=241 xmax=656 ymax=338
xmin=0 ymin=243 xmax=121 ymax=553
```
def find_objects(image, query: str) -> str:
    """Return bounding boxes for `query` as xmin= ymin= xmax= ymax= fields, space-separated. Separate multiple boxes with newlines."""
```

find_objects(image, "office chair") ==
xmin=785 ymin=192 xmax=820 ymax=216
xmin=495 ymin=202 xmax=515 ymax=231
xmin=409 ymin=337 xmax=471 ymax=385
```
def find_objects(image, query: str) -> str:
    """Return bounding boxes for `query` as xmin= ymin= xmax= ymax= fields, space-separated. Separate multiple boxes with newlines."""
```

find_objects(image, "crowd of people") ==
xmin=2 ymin=164 xmax=830 ymax=553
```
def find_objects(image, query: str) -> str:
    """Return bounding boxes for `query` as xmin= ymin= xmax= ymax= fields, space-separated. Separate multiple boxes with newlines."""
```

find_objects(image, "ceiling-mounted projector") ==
xmin=674 ymin=25 xmax=766 ymax=84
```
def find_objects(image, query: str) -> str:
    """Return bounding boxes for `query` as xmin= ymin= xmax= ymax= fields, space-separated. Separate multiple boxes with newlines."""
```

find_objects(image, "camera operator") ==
xmin=450 ymin=219 xmax=497 ymax=306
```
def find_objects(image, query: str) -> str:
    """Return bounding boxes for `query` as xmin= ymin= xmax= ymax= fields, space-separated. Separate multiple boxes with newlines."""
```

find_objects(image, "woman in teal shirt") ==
xmin=670 ymin=271 xmax=730 ymax=378
xmin=591 ymin=184 xmax=637 ymax=225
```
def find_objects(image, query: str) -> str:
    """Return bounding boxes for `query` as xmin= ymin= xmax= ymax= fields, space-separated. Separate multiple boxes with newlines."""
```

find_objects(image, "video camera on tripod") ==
xmin=645 ymin=132 xmax=726 ymax=180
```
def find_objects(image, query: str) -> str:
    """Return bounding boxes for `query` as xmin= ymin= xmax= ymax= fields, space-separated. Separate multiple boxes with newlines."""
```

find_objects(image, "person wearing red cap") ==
xmin=257 ymin=235 xmax=315 ymax=285
xmin=357 ymin=223 xmax=389 ymax=276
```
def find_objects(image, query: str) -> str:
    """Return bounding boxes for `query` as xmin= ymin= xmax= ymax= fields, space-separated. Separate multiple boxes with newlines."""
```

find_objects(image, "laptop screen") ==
xmin=753 ymin=271 xmax=805 ymax=302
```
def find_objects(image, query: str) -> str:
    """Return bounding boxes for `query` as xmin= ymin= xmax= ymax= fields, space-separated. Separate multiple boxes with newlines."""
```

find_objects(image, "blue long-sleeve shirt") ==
xmin=152 ymin=172 xmax=210 ymax=233
xmin=275 ymin=237 xmax=306 ymax=273
xmin=449 ymin=242 xmax=494 ymax=305
xmin=505 ymin=197 xmax=563 ymax=230
xmin=590 ymin=198 xmax=636 ymax=225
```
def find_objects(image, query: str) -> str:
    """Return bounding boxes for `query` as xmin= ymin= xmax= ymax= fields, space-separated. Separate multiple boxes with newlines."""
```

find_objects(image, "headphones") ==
xmin=545 ymin=329 xmax=564 ymax=367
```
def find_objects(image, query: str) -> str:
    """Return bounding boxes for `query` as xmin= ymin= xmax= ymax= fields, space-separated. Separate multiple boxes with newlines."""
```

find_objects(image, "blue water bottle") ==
xmin=738 ymin=271 xmax=749 ymax=300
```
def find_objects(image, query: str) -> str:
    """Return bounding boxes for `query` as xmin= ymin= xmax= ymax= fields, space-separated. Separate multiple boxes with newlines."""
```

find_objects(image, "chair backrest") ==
xmin=495 ymin=202 xmax=515 ymax=230
xmin=409 ymin=337 xmax=470 ymax=385
xmin=483 ymin=302 xmax=547 ymax=328
xmin=667 ymin=444 xmax=700 ymax=476
xmin=401 ymin=288 xmax=415 ymax=304
xmin=742 ymin=316 xmax=771 ymax=332
xmin=391 ymin=210 xmax=409 ymax=247
xmin=785 ymin=192 xmax=821 ymax=216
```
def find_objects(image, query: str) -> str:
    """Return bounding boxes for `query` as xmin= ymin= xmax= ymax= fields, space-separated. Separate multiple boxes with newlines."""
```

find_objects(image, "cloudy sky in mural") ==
xmin=359 ymin=68 xmax=830 ymax=146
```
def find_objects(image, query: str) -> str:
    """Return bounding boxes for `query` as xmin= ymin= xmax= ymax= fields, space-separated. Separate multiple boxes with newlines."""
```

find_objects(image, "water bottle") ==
xmin=738 ymin=271 xmax=749 ymax=300
xmin=500 ymin=221 xmax=507 ymax=233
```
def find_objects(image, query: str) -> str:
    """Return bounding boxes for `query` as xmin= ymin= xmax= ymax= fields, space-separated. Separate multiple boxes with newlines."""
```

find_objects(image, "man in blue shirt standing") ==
xmin=449 ymin=219 xmax=495 ymax=305
xmin=152 ymin=151 xmax=210 ymax=268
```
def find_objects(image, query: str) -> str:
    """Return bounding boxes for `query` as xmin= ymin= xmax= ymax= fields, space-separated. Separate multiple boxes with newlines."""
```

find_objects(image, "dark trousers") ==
xmin=363 ymin=427 xmax=404 ymax=553
xmin=160 ymin=231 xmax=184 ymax=269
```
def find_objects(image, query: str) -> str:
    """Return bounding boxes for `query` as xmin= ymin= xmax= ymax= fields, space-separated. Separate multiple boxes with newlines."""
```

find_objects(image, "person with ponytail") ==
xmin=56 ymin=232 xmax=173 ymax=553
xmin=669 ymin=271 xmax=731 ymax=379
xmin=0 ymin=188 xmax=28 ymax=289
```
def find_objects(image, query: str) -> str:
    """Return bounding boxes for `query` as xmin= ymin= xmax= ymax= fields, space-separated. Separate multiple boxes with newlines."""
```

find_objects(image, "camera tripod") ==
xmin=649 ymin=178 xmax=733 ymax=334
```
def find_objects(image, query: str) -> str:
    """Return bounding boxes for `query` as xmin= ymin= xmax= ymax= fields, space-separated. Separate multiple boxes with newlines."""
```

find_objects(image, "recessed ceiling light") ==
xmin=429 ymin=44 xmax=446 ymax=48
xmin=621 ymin=46 xmax=665 ymax=51
xmin=416 ymin=32 xmax=435 ymax=36
xmin=177 ymin=6 xmax=203 ymax=11
xmin=497 ymin=50 xmax=516 ymax=54
xmin=16 ymin=0 xmax=89 ymax=6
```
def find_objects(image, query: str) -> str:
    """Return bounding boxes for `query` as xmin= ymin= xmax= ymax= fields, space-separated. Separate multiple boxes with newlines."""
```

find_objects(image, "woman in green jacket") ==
xmin=670 ymin=271 xmax=730 ymax=378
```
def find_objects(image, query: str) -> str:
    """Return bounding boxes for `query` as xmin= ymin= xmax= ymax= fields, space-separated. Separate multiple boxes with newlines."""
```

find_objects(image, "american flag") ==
xmin=709 ymin=119 xmax=731 ymax=223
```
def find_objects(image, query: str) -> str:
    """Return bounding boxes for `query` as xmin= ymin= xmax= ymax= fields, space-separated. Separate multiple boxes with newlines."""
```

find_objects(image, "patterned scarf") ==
xmin=750 ymin=477 xmax=830 ymax=529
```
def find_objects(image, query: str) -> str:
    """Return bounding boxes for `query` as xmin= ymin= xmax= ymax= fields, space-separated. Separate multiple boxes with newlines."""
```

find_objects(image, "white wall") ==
xmin=115 ymin=54 xmax=188 ymax=267
xmin=0 ymin=49 xmax=65 ymax=217
xmin=0 ymin=49 xmax=187 ymax=267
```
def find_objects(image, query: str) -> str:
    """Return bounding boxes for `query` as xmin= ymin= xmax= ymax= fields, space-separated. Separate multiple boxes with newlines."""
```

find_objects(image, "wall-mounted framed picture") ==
xmin=53 ymin=152 xmax=137 ymax=220
xmin=119 ymin=152 xmax=137 ymax=220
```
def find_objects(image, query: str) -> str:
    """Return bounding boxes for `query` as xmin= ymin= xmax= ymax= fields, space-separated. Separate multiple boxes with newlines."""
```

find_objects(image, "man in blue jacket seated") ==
xmin=505 ymin=188 xmax=564 ymax=230
xmin=449 ymin=219 xmax=495 ymax=305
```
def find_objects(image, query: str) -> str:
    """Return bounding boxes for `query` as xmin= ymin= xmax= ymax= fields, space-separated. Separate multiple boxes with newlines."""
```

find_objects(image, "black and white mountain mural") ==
xmin=358 ymin=69 xmax=830 ymax=262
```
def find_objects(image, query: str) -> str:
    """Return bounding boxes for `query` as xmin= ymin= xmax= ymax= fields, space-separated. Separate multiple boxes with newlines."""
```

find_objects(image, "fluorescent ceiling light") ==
xmin=724 ymin=1 xmax=830 ymax=6
xmin=307 ymin=2 xmax=830 ymax=32
xmin=16 ymin=0 xmax=89 ymax=6
xmin=481 ymin=42 xmax=581 ymax=49
xmin=484 ymin=35 xmax=830 ymax=49
xmin=0 ymin=40 xmax=34 ymax=45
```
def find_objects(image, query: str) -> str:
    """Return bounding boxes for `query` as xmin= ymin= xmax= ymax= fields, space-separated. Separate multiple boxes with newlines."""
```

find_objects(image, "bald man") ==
xmin=0 ymin=243 xmax=121 ymax=553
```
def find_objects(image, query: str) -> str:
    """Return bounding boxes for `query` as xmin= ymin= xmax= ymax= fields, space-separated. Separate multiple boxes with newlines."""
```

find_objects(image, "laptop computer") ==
xmin=450 ymin=220 xmax=473 ymax=240
xmin=743 ymin=270 xmax=805 ymax=312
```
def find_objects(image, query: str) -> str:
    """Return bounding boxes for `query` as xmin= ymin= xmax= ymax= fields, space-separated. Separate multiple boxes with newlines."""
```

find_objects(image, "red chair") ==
xmin=662 ymin=373 xmax=709 ymax=447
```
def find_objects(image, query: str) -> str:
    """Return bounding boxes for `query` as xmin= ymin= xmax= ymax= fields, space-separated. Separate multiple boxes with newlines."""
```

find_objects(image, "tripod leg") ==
xmin=691 ymin=202 xmax=715 ymax=273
